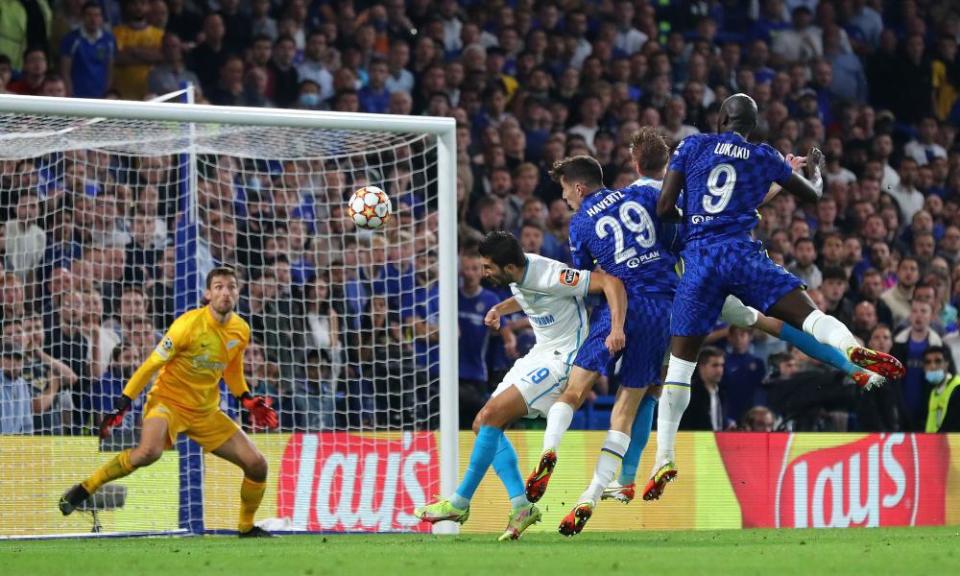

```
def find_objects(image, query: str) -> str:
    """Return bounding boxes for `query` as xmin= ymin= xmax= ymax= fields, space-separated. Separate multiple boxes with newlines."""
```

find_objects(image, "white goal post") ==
xmin=0 ymin=91 xmax=458 ymax=537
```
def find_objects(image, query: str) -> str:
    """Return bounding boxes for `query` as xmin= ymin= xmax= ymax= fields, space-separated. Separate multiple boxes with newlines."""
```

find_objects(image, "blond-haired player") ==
xmin=59 ymin=266 xmax=279 ymax=537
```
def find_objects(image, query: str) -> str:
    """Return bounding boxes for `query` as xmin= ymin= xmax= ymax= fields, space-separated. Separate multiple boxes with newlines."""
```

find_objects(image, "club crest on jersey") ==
xmin=559 ymin=269 xmax=581 ymax=286
xmin=156 ymin=336 xmax=174 ymax=359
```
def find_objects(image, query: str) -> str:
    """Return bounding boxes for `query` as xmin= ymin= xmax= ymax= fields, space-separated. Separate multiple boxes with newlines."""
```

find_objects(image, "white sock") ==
xmin=510 ymin=494 xmax=530 ymax=510
xmin=654 ymin=355 xmax=695 ymax=467
xmin=543 ymin=402 xmax=574 ymax=452
xmin=801 ymin=310 xmax=859 ymax=352
xmin=449 ymin=493 xmax=469 ymax=509
xmin=581 ymin=430 xmax=631 ymax=504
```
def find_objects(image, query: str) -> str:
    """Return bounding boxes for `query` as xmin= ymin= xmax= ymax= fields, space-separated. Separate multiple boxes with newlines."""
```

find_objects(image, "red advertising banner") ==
xmin=276 ymin=432 xmax=439 ymax=532
xmin=716 ymin=433 xmax=950 ymax=528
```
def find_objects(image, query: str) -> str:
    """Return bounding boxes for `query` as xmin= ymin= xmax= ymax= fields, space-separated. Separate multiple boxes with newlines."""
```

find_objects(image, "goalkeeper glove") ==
xmin=99 ymin=395 xmax=132 ymax=439
xmin=240 ymin=393 xmax=279 ymax=430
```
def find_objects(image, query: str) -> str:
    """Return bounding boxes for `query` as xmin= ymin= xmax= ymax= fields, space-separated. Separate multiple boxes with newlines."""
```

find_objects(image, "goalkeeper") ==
xmin=59 ymin=267 xmax=279 ymax=538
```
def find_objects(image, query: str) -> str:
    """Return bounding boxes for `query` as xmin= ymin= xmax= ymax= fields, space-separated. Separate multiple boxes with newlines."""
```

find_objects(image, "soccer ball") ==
xmin=348 ymin=186 xmax=392 ymax=229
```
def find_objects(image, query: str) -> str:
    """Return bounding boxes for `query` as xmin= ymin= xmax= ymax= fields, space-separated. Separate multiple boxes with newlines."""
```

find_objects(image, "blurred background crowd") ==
xmin=1 ymin=0 xmax=959 ymax=436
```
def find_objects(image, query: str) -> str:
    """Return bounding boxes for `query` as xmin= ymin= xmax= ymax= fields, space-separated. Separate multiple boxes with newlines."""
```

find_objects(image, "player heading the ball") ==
xmin=58 ymin=266 xmax=279 ymax=538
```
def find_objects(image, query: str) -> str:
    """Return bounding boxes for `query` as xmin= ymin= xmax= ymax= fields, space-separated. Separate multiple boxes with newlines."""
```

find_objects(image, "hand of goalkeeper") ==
xmin=99 ymin=395 xmax=132 ymax=439
xmin=241 ymin=393 xmax=279 ymax=430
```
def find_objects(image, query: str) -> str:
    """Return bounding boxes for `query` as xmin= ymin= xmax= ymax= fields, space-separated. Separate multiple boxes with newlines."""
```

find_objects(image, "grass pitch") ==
xmin=3 ymin=527 xmax=958 ymax=576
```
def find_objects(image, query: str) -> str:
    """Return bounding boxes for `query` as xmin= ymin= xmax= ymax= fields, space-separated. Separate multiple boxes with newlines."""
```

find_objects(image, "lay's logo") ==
xmin=716 ymin=433 xmax=949 ymax=529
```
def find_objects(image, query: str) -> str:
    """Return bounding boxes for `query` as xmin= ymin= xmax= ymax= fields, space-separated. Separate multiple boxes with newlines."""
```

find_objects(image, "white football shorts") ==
xmin=492 ymin=350 xmax=572 ymax=418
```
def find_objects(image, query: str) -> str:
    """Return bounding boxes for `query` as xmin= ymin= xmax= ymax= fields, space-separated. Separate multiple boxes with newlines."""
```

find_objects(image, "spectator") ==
xmin=247 ymin=268 xmax=305 ymax=396
xmin=905 ymin=117 xmax=948 ymax=167
xmin=823 ymin=25 xmax=866 ymax=104
xmin=820 ymin=267 xmax=854 ymax=328
xmin=300 ymin=275 xmax=342 ymax=374
xmin=186 ymin=12 xmax=228 ymax=97
xmin=147 ymin=32 xmax=200 ymax=97
xmin=8 ymin=47 xmax=48 ymax=95
xmin=59 ymin=2 xmax=115 ymax=99
xmin=0 ymin=340 xmax=31 ymax=434
xmin=881 ymin=256 xmax=920 ymax=328
xmin=894 ymin=34 xmax=933 ymax=124
xmin=165 ymin=0 xmax=202 ymax=44
xmin=357 ymin=293 xmax=414 ymax=428
xmin=218 ymin=0 xmax=249 ymax=55
xmin=788 ymin=237 xmax=822 ymax=289
xmin=890 ymin=158 xmax=925 ymax=223
xmin=112 ymin=0 xmax=164 ymax=100
xmin=893 ymin=299 xmax=943 ymax=431
xmin=385 ymin=39 xmax=414 ymax=95
xmin=359 ymin=59 xmax=391 ymax=114
xmin=613 ymin=0 xmax=648 ymax=56
xmin=0 ymin=272 xmax=26 ymax=325
xmin=680 ymin=346 xmax=726 ymax=432
xmin=660 ymin=96 xmax=699 ymax=146
xmin=267 ymin=35 xmax=299 ymax=108
xmin=3 ymin=191 xmax=46 ymax=281
xmin=741 ymin=406 xmax=776 ymax=432
xmin=457 ymin=251 xmax=498 ymax=429
xmin=720 ymin=326 xmax=766 ymax=428
xmin=857 ymin=324 xmax=902 ymax=432
xmin=296 ymin=31 xmax=334 ymax=103
xmin=209 ymin=54 xmax=245 ymax=106
xmin=250 ymin=0 xmax=278 ymax=41
xmin=923 ymin=345 xmax=960 ymax=433
xmin=851 ymin=300 xmax=879 ymax=343
xmin=932 ymin=35 xmax=958 ymax=122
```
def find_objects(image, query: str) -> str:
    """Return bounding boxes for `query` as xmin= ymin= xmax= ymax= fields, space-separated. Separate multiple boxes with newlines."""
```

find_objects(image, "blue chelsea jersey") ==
xmin=669 ymin=132 xmax=793 ymax=247
xmin=568 ymin=178 xmax=677 ymax=297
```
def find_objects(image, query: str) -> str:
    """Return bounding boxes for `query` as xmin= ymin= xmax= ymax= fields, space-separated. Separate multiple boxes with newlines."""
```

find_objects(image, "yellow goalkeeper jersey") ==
xmin=123 ymin=307 xmax=251 ymax=413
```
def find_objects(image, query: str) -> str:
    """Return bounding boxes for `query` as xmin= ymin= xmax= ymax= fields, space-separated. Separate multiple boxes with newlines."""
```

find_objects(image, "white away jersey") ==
xmin=510 ymin=253 xmax=591 ymax=359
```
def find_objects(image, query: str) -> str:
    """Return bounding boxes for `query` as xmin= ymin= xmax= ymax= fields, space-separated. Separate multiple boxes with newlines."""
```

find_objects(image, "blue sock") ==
xmin=619 ymin=394 xmax=657 ymax=485
xmin=780 ymin=323 xmax=860 ymax=376
xmin=492 ymin=435 xmax=528 ymax=507
xmin=452 ymin=426 xmax=503 ymax=507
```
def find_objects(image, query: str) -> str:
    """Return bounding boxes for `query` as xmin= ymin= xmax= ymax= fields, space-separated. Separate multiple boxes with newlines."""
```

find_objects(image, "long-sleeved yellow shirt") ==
xmin=124 ymin=307 xmax=251 ymax=413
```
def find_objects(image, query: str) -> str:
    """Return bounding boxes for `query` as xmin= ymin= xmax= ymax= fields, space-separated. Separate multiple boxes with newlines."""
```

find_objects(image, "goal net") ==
xmin=0 ymin=92 xmax=457 ymax=537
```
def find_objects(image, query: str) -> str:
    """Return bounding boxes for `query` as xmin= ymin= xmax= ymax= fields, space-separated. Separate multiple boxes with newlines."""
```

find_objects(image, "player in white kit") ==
xmin=415 ymin=231 xmax=626 ymax=541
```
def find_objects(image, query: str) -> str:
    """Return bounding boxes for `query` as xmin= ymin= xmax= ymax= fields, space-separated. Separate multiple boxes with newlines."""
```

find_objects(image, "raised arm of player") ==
xmin=761 ymin=153 xmax=808 ymax=205
xmin=586 ymin=271 xmax=627 ymax=354
xmin=777 ymin=148 xmax=824 ymax=203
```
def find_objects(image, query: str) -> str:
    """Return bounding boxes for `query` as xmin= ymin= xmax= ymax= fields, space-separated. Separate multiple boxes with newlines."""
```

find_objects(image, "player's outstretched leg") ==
xmin=60 ymin=417 xmax=168 ymax=515
xmin=603 ymin=391 xmax=658 ymax=504
xmin=494 ymin=436 xmax=542 ymax=541
xmin=527 ymin=367 xmax=598 ymax=502
xmin=418 ymin=386 xmax=528 ymax=527
xmin=768 ymin=289 xmax=904 ymax=380
xmin=211 ymin=429 xmax=272 ymax=537
xmin=723 ymin=296 xmax=886 ymax=390
xmin=417 ymin=426 xmax=503 ymax=524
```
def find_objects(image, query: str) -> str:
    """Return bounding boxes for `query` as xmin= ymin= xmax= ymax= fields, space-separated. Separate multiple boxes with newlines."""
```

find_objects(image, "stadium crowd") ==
xmin=1 ymin=0 xmax=960 ymax=436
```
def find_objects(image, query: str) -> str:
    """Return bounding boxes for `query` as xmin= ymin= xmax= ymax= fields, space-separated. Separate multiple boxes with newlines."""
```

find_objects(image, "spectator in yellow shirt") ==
xmin=112 ymin=0 xmax=163 ymax=99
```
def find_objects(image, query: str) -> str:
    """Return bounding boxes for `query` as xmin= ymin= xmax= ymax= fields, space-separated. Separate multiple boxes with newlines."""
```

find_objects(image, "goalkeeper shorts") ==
xmin=143 ymin=397 xmax=241 ymax=452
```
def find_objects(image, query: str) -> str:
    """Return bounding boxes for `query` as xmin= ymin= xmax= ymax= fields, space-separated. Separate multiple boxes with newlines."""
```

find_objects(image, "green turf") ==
xmin=3 ymin=527 xmax=959 ymax=576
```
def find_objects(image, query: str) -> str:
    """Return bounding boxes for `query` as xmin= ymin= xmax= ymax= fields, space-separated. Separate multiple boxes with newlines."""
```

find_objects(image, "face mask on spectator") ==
xmin=925 ymin=369 xmax=945 ymax=384
xmin=299 ymin=93 xmax=320 ymax=108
